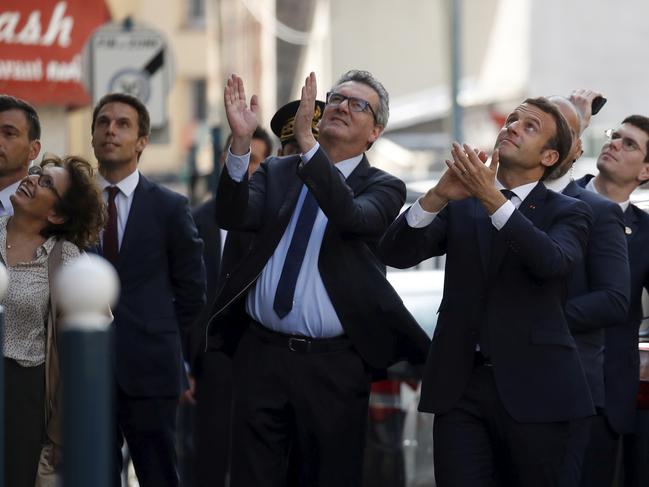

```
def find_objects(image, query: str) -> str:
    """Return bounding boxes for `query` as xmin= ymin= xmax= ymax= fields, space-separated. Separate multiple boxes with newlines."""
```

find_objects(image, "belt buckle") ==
xmin=288 ymin=337 xmax=311 ymax=352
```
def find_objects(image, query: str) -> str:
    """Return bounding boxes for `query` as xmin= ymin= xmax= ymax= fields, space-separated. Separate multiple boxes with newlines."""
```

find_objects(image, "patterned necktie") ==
xmin=103 ymin=186 xmax=120 ymax=267
xmin=273 ymin=187 xmax=320 ymax=318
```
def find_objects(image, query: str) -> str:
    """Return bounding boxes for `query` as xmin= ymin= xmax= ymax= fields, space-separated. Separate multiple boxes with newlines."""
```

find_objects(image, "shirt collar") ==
xmin=335 ymin=154 xmax=364 ymax=179
xmin=0 ymin=181 xmax=21 ymax=215
xmin=495 ymin=179 xmax=538 ymax=202
xmin=97 ymin=170 xmax=140 ymax=197
xmin=585 ymin=177 xmax=630 ymax=212
xmin=543 ymin=171 xmax=573 ymax=194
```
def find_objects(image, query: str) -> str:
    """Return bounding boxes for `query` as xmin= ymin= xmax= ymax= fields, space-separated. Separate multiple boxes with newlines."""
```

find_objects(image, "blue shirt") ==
xmin=225 ymin=142 xmax=362 ymax=337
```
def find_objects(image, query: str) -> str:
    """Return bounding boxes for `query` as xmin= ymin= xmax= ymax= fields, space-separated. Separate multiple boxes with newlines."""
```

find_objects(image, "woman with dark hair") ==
xmin=1 ymin=155 xmax=105 ymax=487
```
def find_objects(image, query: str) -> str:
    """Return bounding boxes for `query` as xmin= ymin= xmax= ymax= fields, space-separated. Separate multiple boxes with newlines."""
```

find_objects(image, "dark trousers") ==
xmin=230 ymin=327 xmax=371 ymax=487
xmin=3 ymin=358 xmax=45 ymax=487
xmin=560 ymin=415 xmax=594 ymax=486
xmin=580 ymin=413 xmax=621 ymax=487
xmin=193 ymin=350 xmax=234 ymax=487
xmin=113 ymin=387 xmax=179 ymax=487
xmin=433 ymin=364 xmax=572 ymax=487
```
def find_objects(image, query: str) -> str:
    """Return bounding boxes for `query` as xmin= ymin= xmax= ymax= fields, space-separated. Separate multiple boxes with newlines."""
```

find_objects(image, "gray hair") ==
xmin=334 ymin=70 xmax=389 ymax=127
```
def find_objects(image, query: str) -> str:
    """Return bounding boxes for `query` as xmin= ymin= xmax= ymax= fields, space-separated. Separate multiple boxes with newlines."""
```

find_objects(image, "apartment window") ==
xmin=191 ymin=79 xmax=207 ymax=121
xmin=187 ymin=0 xmax=206 ymax=27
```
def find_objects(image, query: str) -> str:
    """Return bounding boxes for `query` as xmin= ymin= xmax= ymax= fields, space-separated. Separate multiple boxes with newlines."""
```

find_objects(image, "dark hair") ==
xmin=253 ymin=127 xmax=273 ymax=158
xmin=0 ymin=94 xmax=41 ymax=140
xmin=91 ymin=93 xmax=150 ymax=138
xmin=523 ymin=97 xmax=572 ymax=180
xmin=222 ymin=128 xmax=272 ymax=157
xmin=40 ymin=156 xmax=106 ymax=249
xmin=622 ymin=115 xmax=649 ymax=162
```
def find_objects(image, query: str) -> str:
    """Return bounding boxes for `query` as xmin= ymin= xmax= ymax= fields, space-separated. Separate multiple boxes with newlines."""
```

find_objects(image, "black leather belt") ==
xmin=250 ymin=320 xmax=352 ymax=353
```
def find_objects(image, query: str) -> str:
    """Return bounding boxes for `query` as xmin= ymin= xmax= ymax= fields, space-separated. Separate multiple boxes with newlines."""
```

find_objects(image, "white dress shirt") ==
xmin=97 ymin=170 xmax=140 ymax=249
xmin=0 ymin=181 xmax=21 ymax=217
xmin=585 ymin=177 xmax=630 ymax=212
xmin=225 ymin=142 xmax=361 ymax=337
xmin=406 ymin=179 xmax=538 ymax=229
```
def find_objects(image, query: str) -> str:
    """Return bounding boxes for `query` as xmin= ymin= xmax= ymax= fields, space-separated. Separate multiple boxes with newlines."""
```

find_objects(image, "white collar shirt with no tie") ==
xmin=225 ymin=142 xmax=362 ymax=338
xmin=0 ymin=180 xmax=21 ymax=217
xmin=97 ymin=170 xmax=140 ymax=250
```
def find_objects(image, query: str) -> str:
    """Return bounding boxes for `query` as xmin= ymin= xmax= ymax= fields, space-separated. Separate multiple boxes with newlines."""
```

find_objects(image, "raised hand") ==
xmin=293 ymin=72 xmax=318 ymax=154
xmin=224 ymin=74 xmax=259 ymax=154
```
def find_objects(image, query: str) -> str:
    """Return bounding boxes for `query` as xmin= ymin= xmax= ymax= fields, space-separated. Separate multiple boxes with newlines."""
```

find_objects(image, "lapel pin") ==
xmin=625 ymin=226 xmax=633 ymax=235
xmin=528 ymin=204 xmax=536 ymax=210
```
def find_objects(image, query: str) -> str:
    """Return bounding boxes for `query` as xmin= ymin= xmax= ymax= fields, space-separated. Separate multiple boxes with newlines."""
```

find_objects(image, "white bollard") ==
xmin=56 ymin=254 xmax=119 ymax=487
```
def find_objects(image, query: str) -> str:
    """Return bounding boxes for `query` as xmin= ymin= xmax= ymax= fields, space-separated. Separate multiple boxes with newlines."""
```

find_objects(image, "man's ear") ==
xmin=28 ymin=139 xmax=41 ymax=162
xmin=638 ymin=163 xmax=649 ymax=184
xmin=135 ymin=135 xmax=149 ymax=157
xmin=540 ymin=148 xmax=560 ymax=169
xmin=367 ymin=125 xmax=384 ymax=147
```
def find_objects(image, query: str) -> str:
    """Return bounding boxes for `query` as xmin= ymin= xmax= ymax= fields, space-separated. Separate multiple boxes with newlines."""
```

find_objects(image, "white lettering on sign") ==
xmin=0 ymin=1 xmax=74 ymax=47
xmin=0 ymin=56 xmax=82 ymax=82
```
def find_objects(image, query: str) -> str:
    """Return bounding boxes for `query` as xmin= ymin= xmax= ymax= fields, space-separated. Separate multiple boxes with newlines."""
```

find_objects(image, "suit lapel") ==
xmin=474 ymin=198 xmax=493 ymax=277
xmin=488 ymin=182 xmax=545 ymax=279
xmin=118 ymin=176 xmax=151 ymax=270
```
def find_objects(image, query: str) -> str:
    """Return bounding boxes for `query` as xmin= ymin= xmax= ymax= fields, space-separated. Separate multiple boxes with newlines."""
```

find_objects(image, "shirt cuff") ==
xmin=406 ymin=197 xmax=441 ymax=228
xmin=225 ymin=146 xmax=250 ymax=182
xmin=490 ymin=200 xmax=515 ymax=230
xmin=301 ymin=142 xmax=320 ymax=164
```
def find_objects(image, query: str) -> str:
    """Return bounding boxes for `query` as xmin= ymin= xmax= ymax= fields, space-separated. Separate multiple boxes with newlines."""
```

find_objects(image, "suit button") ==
xmin=225 ymin=273 xmax=231 ymax=279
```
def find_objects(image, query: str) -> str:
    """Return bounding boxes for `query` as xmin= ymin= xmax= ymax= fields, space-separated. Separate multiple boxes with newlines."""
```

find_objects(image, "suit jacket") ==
xmin=560 ymin=180 xmax=630 ymax=409
xmin=98 ymin=174 xmax=206 ymax=397
xmin=209 ymin=148 xmax=431 ymax=369
xmin=379 ymin=182 xmax=595 ymax=423
xmin=188 ymin=198 xmax=221 ymax=374
xmin=577 ymin=175 xmax=649 ymax=433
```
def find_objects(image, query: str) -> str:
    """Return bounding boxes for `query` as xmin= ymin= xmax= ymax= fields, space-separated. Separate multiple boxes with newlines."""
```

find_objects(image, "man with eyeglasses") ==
xmin=542 ymin=92 xmax=630 ymax=486
xmin=0 ymin=95 xmax=41 ymax=216
xmin=573 ymin=108 xmax=649 ymax=486
xmin=208 ymin=70 xmax=430 ymax=486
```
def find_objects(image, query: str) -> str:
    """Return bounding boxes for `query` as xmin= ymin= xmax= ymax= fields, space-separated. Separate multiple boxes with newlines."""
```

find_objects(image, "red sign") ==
xmin=0 ymin=0 xmax=111 ymax=107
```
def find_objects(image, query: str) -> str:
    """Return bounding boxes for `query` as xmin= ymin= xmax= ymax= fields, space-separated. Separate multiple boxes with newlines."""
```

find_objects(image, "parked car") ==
xmin=363 ymin=269 xmax=444 ymax=487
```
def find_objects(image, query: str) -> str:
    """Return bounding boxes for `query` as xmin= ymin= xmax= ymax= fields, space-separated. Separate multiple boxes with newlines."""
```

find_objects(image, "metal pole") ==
xmin=450 ymin=0 xmax=463 ymax=142
xmin=57 ymin=255 xmax=119 ymax=487
xmin=0 ymin=263 xmax=8 ymax=487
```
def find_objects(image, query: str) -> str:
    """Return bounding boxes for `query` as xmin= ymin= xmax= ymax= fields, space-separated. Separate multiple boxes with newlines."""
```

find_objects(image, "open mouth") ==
xmin=16 ymin=183 xmax=33 ymax=198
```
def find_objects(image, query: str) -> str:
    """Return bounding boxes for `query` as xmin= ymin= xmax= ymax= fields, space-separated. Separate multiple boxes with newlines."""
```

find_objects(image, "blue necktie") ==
xmin=273 ymin=187 xmax=320 ymax=318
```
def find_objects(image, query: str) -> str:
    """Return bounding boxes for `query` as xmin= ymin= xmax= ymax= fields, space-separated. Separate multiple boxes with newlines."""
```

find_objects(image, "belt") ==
xmin=474 ymin=351 xmax=493 ymax=367
xmin=249 ymin=320 xmax=352 ymax=353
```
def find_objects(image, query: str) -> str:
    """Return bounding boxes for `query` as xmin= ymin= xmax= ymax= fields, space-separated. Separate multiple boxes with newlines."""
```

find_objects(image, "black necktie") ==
xmin=501 ymin=189 xmax=516 ymax=201
xmin=103 ymin=186 xmax=120 ymax=267
xmin=273 ymin=188 xmax=320 ymax=318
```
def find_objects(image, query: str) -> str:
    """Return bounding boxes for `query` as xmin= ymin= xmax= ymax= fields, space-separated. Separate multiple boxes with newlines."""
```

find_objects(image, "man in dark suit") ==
xmin=210 ymin=71 xmax=430 ymax=486
xmin=379 ymin=97 xmax=595 ymax=486
xmin=185 ymin=127 xmax=271 ymax=487
xmin=90 ymin=93 xmax=206 ymax=487
xmin=572 ymin=111 xmax=649 ymax=485
xmin=543 ymin=94 xmax=630 ymax=486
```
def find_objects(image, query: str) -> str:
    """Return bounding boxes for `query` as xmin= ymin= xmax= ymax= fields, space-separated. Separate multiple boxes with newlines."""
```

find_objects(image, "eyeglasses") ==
xmin=604 ymin=129 xmax=647 ymax=155
xmin=326 ymin=92 xmax=378 ymax=123
xmin=28 ymin=165 xmax=63 ymax=201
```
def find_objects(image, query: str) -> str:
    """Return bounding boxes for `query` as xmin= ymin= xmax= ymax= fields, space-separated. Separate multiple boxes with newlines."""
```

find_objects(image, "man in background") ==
xmin=0 ymin=95 xmax=41 ymax=215
xmin=91 ymin=93 xmax=206 ymax=487
xmin=185 ymin=126 xmax=272 ymax=487
xmin=574 ymin=108 xmax=649 ymax=486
